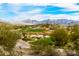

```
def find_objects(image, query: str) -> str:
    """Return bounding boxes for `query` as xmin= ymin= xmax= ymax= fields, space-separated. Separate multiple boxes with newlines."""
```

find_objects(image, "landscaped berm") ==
xmin=0 ymin=22 xmax=79 ymax=56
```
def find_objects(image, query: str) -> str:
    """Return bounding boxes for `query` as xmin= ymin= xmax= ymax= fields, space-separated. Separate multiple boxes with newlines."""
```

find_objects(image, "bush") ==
xmin=30 ymin=38 xmax=55 ymax=56
xmin=70 ymin=25 xmax=79 ymax=51
xmin=0 ymin=29 xmax=21 ymax=51
xmin=50 ymin=28 xmax=69 ymax=48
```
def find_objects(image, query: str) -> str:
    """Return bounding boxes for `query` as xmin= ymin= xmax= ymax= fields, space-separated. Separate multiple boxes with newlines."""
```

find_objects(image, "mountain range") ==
xmin=0 ymin=19 xmax=79 ymax=25
xmin=22 ymin=19 xmax=79 ymax=25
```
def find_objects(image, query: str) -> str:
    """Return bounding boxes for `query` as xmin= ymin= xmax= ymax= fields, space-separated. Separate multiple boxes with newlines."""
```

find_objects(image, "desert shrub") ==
xmin=0 ymin=29 xmax=21 ymax=51
xmin=30 ymin=38 xmax=55 ymax=56
xmin=70 ymin=25 xmax=79 ymax=41
xmin=50 ymin=28 xmax=69 ymax=48
xmin=70 ymin=25 xmax=79 ymax=52
xmin=0 ymin=23 xmax=14 ymax=30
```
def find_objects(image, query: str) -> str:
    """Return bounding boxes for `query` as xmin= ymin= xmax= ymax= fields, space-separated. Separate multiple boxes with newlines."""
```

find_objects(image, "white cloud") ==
xmin=11 ymin=3 xmax=79 ymax=12
xmin=53 ymin=3 xmax=79 ymax=11
xmin=0 ymin=3 xmax=79 ymax=15
xmin=26 ymin=9 xmax=42 ymax=14
xmin=0 ymin=3 xmax=44 ymax=15
xmin=13 ymin=3 xmax=79 ymax=12
xmin=0 ymin=4 xmax=21 ymax=14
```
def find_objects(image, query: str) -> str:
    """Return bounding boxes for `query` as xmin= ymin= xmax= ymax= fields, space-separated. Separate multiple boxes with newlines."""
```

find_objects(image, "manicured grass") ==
xmin=26 ymin=28 xmax=45 ymax=32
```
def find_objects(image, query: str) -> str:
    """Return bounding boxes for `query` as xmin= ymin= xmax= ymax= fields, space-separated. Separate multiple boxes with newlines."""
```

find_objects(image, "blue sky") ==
xmin=0 ymin=3 xmax=79 ymax=22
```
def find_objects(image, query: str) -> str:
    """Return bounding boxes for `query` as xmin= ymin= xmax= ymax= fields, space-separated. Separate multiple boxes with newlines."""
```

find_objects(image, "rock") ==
xmin=66 ymin=50 xmax=78 ymax=56
xmin=55 ymin=48 xmax=67 ymax=56
xmin=55 ymin=48 xmax=78 ymax=56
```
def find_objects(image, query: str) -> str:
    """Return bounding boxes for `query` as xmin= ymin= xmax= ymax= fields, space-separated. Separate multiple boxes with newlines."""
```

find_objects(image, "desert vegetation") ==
xmin=0 ymin=22 xmax=79 ymax=56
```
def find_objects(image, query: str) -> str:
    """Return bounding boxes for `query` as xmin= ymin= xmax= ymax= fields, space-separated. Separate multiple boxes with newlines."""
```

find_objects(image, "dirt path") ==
xmin=13 ymin=39 xmax=31 ymax=56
